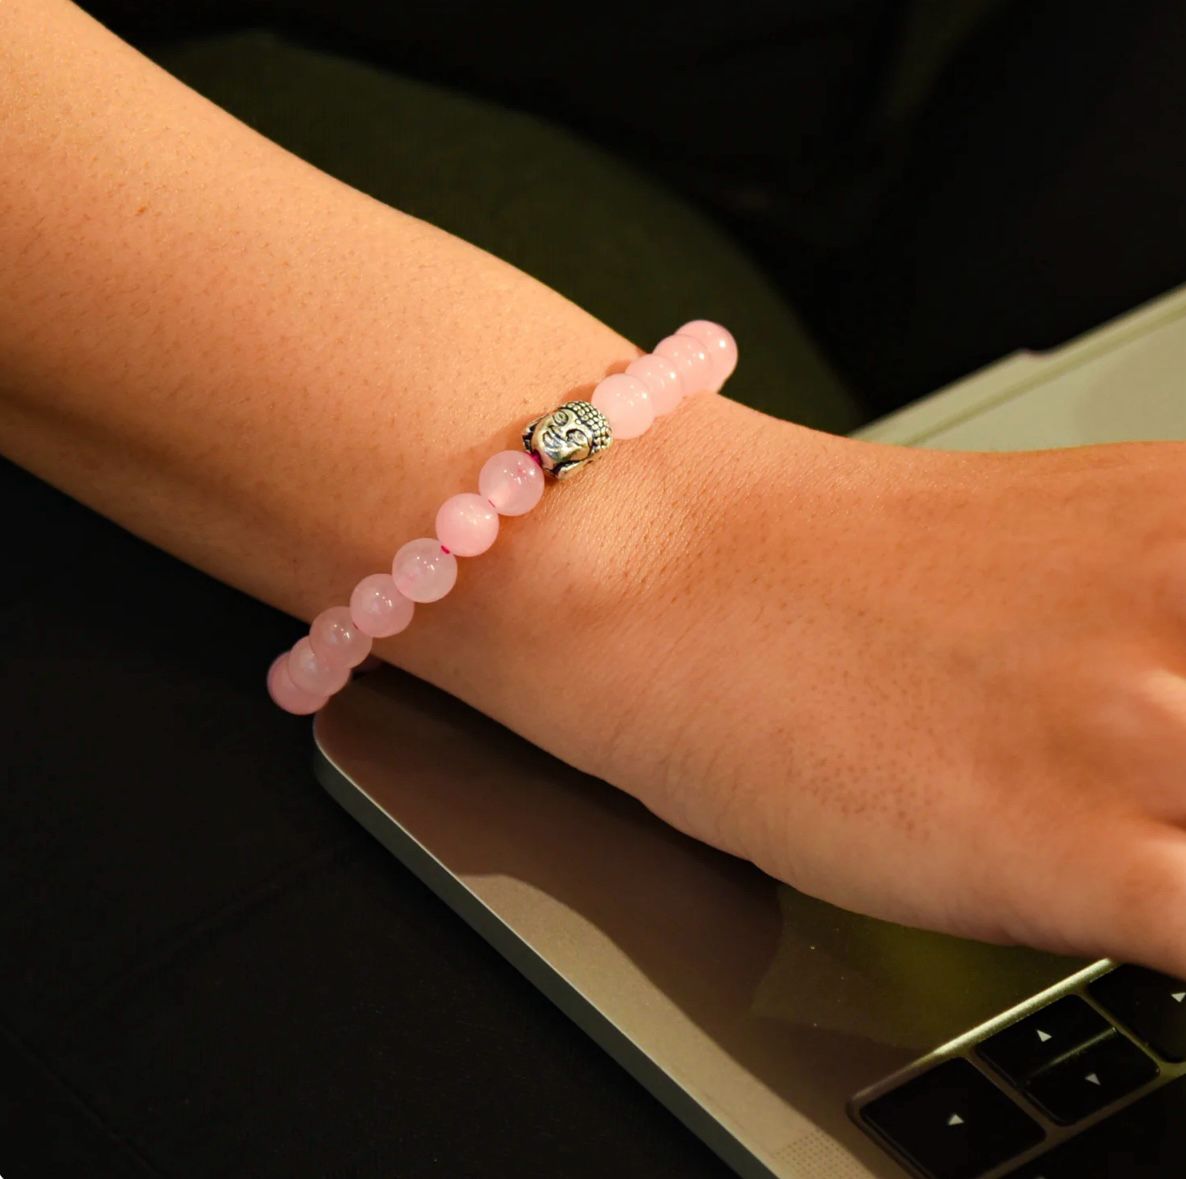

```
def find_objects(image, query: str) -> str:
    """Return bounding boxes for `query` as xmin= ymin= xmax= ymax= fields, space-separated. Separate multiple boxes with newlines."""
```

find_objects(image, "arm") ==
xmin=0 ymin=0 xmax=758 ymax=740
xmin=6 ymin=0 xmax=1186 ymax=982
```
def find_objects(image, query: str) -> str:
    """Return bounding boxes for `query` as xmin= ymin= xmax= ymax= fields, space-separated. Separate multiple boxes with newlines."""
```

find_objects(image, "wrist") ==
xmin=369 ymin=389 xmax=809 ymax=787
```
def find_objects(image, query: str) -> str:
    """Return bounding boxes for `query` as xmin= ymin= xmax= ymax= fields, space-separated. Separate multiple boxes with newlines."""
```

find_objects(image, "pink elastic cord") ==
xmin=267 ymin=320 xmax=738 ymax=714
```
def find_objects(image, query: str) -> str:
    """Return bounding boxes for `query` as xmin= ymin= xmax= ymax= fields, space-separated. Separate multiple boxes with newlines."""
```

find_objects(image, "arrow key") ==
xmin=861 ymin=1058 xmax=1044 ymax=1179
xmin=1024 ymin=1028 xmax=1158 ymax=1124
xmin=1090 ymin=965 xmax=1186 ymax=1062
xmin=977 ymin=996 xmax=1111 ymax=1088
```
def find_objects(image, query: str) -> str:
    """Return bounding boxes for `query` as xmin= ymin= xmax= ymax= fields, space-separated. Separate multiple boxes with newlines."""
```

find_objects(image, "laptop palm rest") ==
xmin=312 ymin=671 xmax=1081 ymax=1178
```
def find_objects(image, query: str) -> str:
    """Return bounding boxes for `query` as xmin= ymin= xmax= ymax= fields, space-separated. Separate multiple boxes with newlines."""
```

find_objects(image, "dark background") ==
xmin=4 ymin=3 xmax=1186 ymax=1177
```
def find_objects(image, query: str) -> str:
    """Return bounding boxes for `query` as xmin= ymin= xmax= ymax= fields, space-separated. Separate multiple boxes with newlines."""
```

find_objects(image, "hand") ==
xmin=491 ymin=393 xmax=1186 ymax=978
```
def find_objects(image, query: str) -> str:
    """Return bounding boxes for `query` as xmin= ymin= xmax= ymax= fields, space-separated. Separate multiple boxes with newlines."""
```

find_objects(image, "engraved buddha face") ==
xmin=531 ymin=406 xmax=594 ymax=470
xmin=522 ymin=400 xmax=613 ymax=479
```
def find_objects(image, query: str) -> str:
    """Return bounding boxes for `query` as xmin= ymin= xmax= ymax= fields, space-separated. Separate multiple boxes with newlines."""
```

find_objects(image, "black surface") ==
xmin=800 ymin=0 xmax=1186 ymax=410
xmin=861 ymin=1059 xmax=1044 ymax=1179
xmin=1091 ymin=967 xmax=1186 ymax=1063
xmin=977 ymin=997 xmax=1111 ymax=1090
xmin=0 ymin=455 xmax=738 ymax=1178
xmin=1004 ymin=1073 xmax=1186 ymax=1178
xmin=1022 ymin=1030 xmax=1158 ymax=1125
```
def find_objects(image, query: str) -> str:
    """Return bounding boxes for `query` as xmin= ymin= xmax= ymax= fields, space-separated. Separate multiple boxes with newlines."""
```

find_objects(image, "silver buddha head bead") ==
xmin=522 ymin=399 xmax=613 ymax=479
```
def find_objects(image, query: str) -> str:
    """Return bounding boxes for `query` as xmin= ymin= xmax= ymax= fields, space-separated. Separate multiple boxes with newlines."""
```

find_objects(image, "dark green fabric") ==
xmin=147 ymin=30 xmax=866 ymax=433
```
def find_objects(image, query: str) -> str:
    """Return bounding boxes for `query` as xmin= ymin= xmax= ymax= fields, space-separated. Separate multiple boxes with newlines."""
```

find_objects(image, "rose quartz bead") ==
xmin=350 ymin=572 xmax=415 ymax=638
xmin=287 ymin=635 xmax=350 ymax=696
xmin=479 ymin=449 xmax=545 ymax=516
xmin=591 ymin=372 xmax=654 ymax=440
xmin=309 ymin=604 xmax=373 ymax=670
xmin=435 ymin=492 xmax=499 ymax=557
xmin=625 ymin=353 xmax=684 ymax=416
xmin=267 ymin=653 xmax=329 ymax=715
xmin=393 ymin=537 xmax=458 ymax=603
xmin=654 ymin=333 xmax=714 ymax=396
xmin=677 ymin=319 xmax=738 ymax=391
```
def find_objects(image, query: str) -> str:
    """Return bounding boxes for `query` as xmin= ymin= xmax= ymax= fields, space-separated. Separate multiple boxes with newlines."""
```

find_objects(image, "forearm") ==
xmin=0 ymin=0 xmax=633 ymax=586
xmin=0 ymin=0 xmax=804 ymax=762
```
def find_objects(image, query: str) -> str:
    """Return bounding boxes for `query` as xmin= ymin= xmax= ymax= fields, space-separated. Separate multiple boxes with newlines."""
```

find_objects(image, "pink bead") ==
xmin=677 ymin=319 xmax=738 ymax=391
xmin=591 ymin=372 xmax=655 ymax=440
xmin=309 ymin=604 xmax=373 ymax=670
xmin=287 ymin=636 xmax=350 ymax=696
xmin=350 ymin=572 xmax=415 ymax=638
xmin=625 ymin=353 xmax=684 ymax=416
xmin=435 ymin=492 xmax=499 ymax=557
xmin=654 ymin=333 xmax=714 ymax=396
xmin=393 ymin=537 xmax=458 ymax=603
xmin=267 ymin=653 xmax=329 ymax=715
xmin=479 ymin=449 xmax=545 ymax=516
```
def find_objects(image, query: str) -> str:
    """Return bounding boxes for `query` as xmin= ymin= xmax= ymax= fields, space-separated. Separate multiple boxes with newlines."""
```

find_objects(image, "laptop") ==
xmin=312 ymin=281 xmax=1186 ymax=1179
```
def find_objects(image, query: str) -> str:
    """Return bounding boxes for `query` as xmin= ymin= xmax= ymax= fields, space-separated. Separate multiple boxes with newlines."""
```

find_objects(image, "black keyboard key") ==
xmin=1003 ymin=1073 xmax=1186 ymax=1177
xmin=1023 ymin=1029 xmax=1158 ymax=1124
xmin=1090 ymin=966 xmax=1186 ymax=1062
xmin=861 ymin=1058 xmax=1044 ymax=1179
xmin=977 ymin=996 xmax=1111 ymax=1088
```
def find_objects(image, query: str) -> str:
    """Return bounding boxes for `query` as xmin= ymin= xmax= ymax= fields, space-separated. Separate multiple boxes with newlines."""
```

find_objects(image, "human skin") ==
xmin=6 ymin=0 xmax=1186 ymax=980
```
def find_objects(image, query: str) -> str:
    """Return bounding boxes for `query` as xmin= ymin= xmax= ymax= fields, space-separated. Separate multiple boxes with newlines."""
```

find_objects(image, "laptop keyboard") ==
xmin=857 ymin=965 xmax=1186 ymax=1178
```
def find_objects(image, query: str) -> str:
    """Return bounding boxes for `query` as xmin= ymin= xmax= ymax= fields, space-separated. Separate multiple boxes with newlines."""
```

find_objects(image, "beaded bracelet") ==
xmin=266 ymin=319 xmax=738 ymax=714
